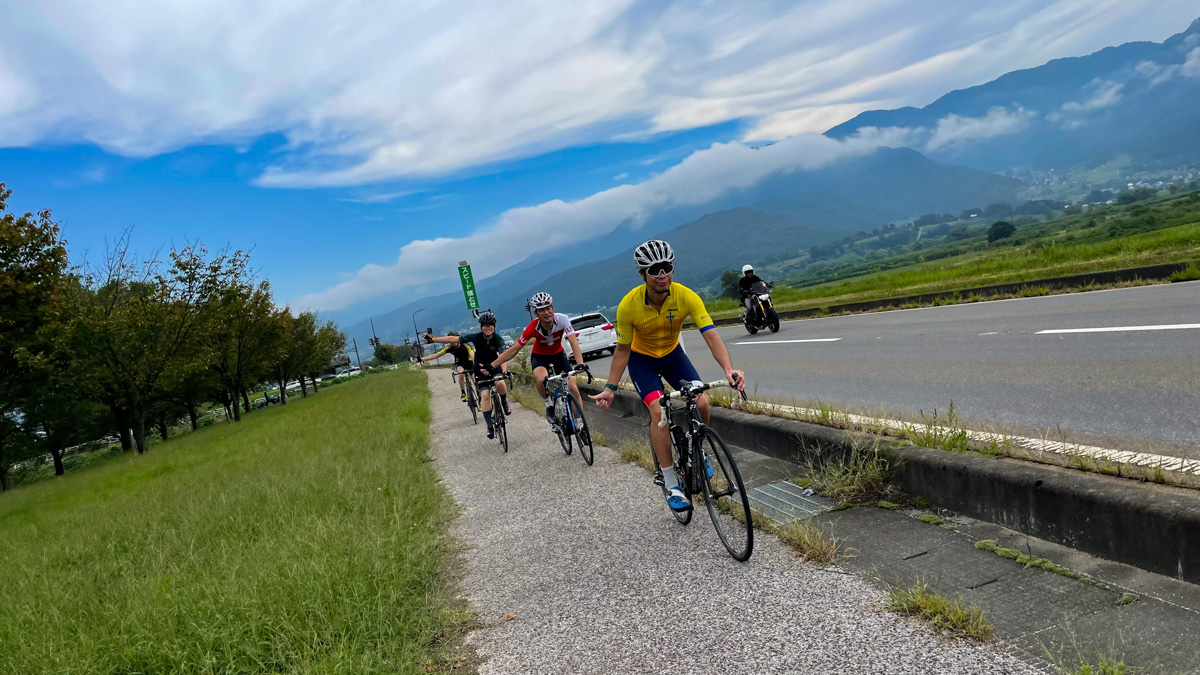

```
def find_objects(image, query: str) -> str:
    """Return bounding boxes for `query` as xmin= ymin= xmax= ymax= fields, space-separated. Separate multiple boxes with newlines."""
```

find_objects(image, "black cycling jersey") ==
xmin=440 ymin=342 xmax=473 ymax=365
xmin=459 ymin=331 xmax=505 ymax=368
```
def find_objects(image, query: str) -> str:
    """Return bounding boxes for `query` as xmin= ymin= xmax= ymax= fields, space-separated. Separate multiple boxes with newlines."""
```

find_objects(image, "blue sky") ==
xmin=1 ymin=0 xmax=1197 ymax=325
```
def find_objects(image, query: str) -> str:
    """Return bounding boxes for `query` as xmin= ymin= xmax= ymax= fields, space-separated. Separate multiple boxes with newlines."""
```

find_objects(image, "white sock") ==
xmin=660 ymin=465 xmax=678 ymax=491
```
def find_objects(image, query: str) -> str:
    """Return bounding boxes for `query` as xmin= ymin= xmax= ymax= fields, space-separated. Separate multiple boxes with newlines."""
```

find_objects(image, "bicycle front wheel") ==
xmin=467 ymin=384 xmax=479 ymax=425
xmin=698 ymin=427 xmax=754 ymax=561
xmin=497 ymin=411 xmax=509 ymax=453
xmin=567 ymin=394 xmax=593 ymax=466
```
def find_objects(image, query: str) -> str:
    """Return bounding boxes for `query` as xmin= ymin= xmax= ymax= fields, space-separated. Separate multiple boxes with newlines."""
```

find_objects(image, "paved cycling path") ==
xmin=426 ymin=374 xmax=1035 ymax=675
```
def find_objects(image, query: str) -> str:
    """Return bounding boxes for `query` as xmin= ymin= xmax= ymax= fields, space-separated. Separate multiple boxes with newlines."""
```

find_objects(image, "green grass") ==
xmin=774 ymin=519 xmax=846 ymax=565
xmin=888 ymin=582 xmax=994 ymax=641
xmin=0 ymin=370 xmax=467 ymax=674
xmin=706 ymin=194 xmax=1200 ymax=319
xmin=800 ymin=441 xmax=900 ymax=506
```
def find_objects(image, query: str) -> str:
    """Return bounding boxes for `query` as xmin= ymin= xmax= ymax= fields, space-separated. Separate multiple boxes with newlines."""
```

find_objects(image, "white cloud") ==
xmin=297 ymin=131 xmax=896 ymax=310
xmin=1060 ymin=79 xmax=1124 ymax=112
xmin=925 ymin=106 xmax=1036 ymax=152
xmin=612 ymin=172 xmax=629 ymax=181
xmin=1135 ymin=60 xmax=1180 ymax=85
xmin=1183 ymin=47 xmax=1200 ymax=78
xmin=338 ymin=190 xmax=421 ymax=204
xmin=2 ymin=0 xmax=1197 ymax=186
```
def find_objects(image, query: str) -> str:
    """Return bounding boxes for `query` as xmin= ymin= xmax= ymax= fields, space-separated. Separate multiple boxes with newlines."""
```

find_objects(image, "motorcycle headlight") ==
xmin=759 ymin=293 xmax=770 ymax=301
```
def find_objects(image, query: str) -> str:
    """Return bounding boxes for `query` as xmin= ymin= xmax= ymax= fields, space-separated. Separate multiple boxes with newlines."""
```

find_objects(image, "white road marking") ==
xmin=979 ymin=332 xmax=999 ymax=336
xmin=1037 ymin=323 xmax=1200 ymax=335
xmin=734 ymin=338 xmax=842 ymax=345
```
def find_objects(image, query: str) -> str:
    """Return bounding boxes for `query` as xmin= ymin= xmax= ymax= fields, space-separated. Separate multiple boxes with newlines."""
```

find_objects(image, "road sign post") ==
xmin=458 ymin=260 xmax=479 ymax=311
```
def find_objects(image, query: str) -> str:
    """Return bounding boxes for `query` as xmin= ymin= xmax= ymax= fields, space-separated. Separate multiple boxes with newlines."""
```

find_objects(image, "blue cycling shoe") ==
xmin=666 ymin=487 xmax=691 ymax=512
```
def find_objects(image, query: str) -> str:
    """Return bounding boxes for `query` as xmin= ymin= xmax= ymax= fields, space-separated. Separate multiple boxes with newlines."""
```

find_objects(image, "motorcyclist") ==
xmin=738 ymin=264 xmax=765 ymax=318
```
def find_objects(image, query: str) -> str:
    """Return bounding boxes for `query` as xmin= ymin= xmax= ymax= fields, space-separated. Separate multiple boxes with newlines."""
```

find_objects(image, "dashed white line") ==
xmin=734 ymin=338 xmax=842 ymax=345
xmin=979 ymin=332 xmax=999 ymax=336
xmin=1037 ymin=323 xmax=1200 ymax=335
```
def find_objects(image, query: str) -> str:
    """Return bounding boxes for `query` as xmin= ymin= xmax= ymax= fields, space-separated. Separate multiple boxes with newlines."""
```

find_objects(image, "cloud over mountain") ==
xmin=2 ymin=0 xmax=1196 ymax=187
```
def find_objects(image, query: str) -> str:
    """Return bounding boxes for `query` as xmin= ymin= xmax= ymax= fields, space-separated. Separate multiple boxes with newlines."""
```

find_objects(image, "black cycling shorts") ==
xmin=531 ymin=350 xmax=571 ymax=376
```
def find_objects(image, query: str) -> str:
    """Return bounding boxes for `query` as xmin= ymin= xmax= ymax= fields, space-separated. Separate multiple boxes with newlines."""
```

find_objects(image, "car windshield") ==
xmin=570 ymin=314 xmax=608 ymax=330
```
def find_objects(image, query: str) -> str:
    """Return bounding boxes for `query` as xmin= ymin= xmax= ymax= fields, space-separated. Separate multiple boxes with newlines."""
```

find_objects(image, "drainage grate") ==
xmin=747 ymin=480 xmax=834 ymax=524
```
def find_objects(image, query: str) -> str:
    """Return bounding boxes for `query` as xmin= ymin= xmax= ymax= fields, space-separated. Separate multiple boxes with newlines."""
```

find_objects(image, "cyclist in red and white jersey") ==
xmin=491 ymin=292 xmax=586 ymax=425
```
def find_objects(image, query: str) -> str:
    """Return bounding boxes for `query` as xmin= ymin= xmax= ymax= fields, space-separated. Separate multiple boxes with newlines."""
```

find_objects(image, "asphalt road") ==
xmin=582 ymin=281 xmax=1200 ymax=453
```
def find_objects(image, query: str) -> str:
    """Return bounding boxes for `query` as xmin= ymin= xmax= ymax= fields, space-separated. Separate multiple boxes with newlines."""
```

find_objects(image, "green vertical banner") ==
xmin=458 ymin=261 xmax=479 ymax=310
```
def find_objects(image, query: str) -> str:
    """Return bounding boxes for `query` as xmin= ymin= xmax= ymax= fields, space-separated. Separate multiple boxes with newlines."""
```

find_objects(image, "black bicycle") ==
xmin=478 ymin=371 xmax=512 ymax=453
xmin=544 ymin=365 xmax=594 ymax=465
xmin=453 ymin=368 xmax=479 ymax=425
xmin=653 ymin=377 xmax=754 ymax=561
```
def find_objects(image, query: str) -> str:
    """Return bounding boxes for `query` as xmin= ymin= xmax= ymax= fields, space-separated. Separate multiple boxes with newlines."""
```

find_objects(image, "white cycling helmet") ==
xmin=633 ymin=239 xmax=674 ymax=271
xmin=530 ymin=291 xmax=553 ymax=309
xmin=742 ymin=264 xmax=754 ymax=274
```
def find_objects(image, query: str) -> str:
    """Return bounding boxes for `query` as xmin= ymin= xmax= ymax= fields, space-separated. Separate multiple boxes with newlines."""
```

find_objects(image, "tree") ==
xmin=0 ymin=184 xmax=68 ymax=489
xmin=987 ymin=220 xmax=1016 ymax=243
xmin=205 ymin=266 xmax=280 ymax=421
xmin=64 ymin=236 xmax=228 ymax=451
xmin=983 ymin=203 xmax=1013 ymax=219
xmin=718 ymin=269 xmax=741 ymax=298
xmin=1116 ymin=187 xmax=1155 ymax=205
xmin=959 ymin=206 xmax=982 ymax=220
xmin=374 ymin=343 xmax=400 ymax=364
xmin=1084 ymin=189 xmax=1114 ymax=204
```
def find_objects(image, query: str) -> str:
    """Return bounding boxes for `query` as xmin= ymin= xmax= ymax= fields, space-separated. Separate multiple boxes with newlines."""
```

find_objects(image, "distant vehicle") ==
xmin=568 ymin=312 xmax=617 ymax=362
xmin=336 ymin=367 xmax=362 ymax=378
xmin=502 ymin=335 xmax=515 ymax=348
xmin=285 ymin=380 xmax=302 ymax=390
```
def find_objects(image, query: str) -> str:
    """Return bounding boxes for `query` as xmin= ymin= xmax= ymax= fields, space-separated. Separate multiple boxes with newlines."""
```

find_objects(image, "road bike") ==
xmin=452 ymin=367 xmax=479 ymax=425
xmin=654 ymin=377 xmax=754 ymax=561
xmin=544 ymin=365 xmax=594 ymax=466
xmin=478 ymin=371 xmax=512 ymax=453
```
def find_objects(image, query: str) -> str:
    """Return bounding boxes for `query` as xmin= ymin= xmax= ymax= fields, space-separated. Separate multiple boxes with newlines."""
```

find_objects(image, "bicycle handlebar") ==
xmin=656 ymin=374 xmax=747 ymax=427
xmin=545 ymin=364 xmax=593 ymax=385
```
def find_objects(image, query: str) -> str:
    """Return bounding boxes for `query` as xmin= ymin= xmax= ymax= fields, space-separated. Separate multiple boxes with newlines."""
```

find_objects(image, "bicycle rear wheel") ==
xmin=556 ymin=406 xmax=572 ymax=456
xmin=496 ymin=409 xmax=509 ymax=453
xmin=651 ymin=423 xmax=691 ymax=525
xmin=698 ymin=426 xmax=754 ymax=561
xmin=566 ymin=394 xmax=593 ymax=466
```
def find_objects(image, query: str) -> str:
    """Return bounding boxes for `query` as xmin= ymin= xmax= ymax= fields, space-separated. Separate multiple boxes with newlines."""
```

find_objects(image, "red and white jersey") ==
xmin=517 ymin=313 xmax=575 ymax=355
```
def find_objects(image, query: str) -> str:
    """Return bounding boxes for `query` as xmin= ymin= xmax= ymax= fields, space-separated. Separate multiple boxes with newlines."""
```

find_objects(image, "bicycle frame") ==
xmin=544 ymin=366 xmax=591 ymax=431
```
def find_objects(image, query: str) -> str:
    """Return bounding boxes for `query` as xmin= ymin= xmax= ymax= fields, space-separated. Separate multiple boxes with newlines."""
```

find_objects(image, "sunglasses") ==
xmin=645 ymin=263 xmax=673 ymax=277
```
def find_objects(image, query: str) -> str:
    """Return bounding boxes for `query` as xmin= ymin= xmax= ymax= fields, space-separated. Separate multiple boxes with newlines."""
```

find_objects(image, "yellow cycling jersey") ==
xmin=615 ymin=282 xmax=715 ymax=358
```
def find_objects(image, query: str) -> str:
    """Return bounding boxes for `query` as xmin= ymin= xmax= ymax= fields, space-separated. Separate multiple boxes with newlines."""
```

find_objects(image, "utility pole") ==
xmin=351 ymin=337 xmax=362 ymax=368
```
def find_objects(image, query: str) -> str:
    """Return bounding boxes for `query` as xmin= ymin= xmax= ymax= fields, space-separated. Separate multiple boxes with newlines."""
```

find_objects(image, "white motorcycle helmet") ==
xmin=742 ymin=264 xmax=754 ymax=275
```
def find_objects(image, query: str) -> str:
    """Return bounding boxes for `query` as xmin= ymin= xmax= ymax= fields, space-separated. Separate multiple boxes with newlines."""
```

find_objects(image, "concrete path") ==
xmin=426 ymin=373 xmax=1036 ymax=674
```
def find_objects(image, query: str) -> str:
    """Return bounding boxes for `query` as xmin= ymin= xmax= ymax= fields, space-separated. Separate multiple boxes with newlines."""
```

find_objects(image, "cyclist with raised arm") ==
xmin=589 ymin=240 xmax=745 ymax=512
xmin=426 ymin=312 xmax=511 ymax=439
xmin=491 ymin=292 xmax=586 ymax=427
xmin=418 ymin=331 xmax=473 ymax=401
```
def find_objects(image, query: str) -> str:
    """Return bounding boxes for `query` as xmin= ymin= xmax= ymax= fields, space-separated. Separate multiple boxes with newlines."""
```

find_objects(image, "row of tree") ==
xmin=0 ymin=184 xmax=346 ymax=490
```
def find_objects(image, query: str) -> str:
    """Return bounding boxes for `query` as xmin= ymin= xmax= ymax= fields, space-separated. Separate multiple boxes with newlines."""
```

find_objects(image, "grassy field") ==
xmin=0 ymin=369 xmax=467 ymax=674
xmin=706 ymin=193 xmax=1200 ymax=318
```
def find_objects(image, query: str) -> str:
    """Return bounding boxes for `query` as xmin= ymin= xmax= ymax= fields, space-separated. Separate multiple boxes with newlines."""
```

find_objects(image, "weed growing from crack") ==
xmin=775 ymin=520 xmax=847 ymax=565
xmin=803 ymin=440 xmax=900 ymax=506
xmin=888 ymin=582 xmax=994 ymax=640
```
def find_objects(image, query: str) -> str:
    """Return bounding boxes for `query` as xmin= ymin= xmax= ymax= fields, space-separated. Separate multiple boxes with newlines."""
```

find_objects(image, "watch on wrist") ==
xmin=604 ymin=382 xmax=619 ymax=391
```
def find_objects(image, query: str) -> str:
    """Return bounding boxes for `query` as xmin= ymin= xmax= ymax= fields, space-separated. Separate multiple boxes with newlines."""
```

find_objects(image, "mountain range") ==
xmin=347 ymin=16 xmax=1200 ymax=345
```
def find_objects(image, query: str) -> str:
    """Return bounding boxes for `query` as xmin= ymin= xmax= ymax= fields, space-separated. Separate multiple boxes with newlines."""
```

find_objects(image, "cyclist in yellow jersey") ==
xmin=590 ymin=239 xmax=745 ymax=512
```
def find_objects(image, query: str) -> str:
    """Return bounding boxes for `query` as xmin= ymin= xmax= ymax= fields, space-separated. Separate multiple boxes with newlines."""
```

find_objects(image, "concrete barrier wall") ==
xmin=572 ymin=380 xmax=1200 ymax=583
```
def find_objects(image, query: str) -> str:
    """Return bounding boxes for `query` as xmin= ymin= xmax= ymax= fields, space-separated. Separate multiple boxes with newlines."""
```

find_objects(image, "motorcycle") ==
xmin=741 ymin=280 xmax=780 ymax=334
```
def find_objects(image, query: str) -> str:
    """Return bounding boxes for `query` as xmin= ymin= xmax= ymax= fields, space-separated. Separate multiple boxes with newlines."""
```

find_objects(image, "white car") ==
xmin=568 ymin=312 xmax=618 ymax=362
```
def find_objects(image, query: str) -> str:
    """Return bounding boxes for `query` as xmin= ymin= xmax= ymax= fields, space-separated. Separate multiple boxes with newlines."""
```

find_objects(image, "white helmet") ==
xmin=530 ymin=291 xmax=553 ymax=309
xmin=633 ymin=239 xmax=674 ymax=271
xmin=742 ymin=264 xmax=754 ymax=274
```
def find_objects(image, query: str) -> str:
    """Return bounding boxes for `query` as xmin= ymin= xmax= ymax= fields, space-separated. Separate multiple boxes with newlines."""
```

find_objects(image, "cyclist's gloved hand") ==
xmin=422 ymin=333 xmax=433 ymax=344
